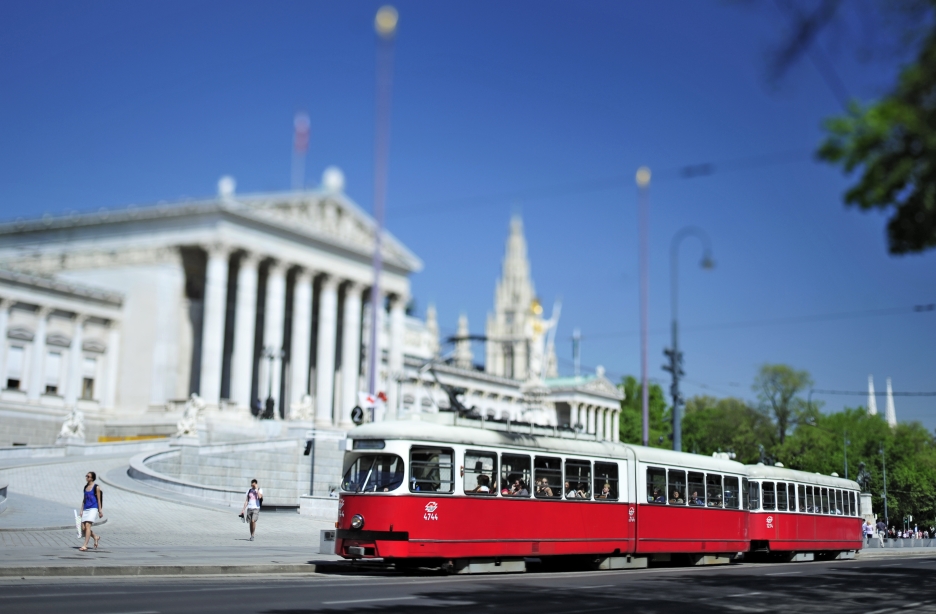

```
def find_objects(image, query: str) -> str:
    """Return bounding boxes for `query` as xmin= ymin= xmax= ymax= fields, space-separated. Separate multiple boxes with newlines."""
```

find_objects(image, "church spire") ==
xmin=885 ymin=377 xmax=897 ymax=427
xmin=454 ymin=313 xmax=473 ymax=369
xmin=867 ymin=375 xmax=878 ymax=416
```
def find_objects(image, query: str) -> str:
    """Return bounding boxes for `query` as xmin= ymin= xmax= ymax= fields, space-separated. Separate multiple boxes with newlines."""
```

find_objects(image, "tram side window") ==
xmin=724 ymin=476 xmax=740 ymax=509
xmin=534 ymin=456 xmax=562 ymax=499
xmin=742 ymin=478 xmax=750 ymax=510
xmin=687 ymin=472 xmax=705 ymax=506
xmin=748 ymin=480 xmax=761 ymax=510
xmin=706 ymin=473 xmax=723 ymax=508
xmin=668 ymin=469 xmax=686 ymax=505
xmin=762 ymin=482 xmax=776 ymax=511
xmin=595 ymin=462 xmax=619 ymax=501
xmin=647 ymin=467 xmax=666 ymax=504
xmin=564 ymin=459 xmax=591 ymax=499
xmin=464 ymin=451 xmax=497 ymax=495
xmin=821 ymin=488 xmax=830 ymax=514
xmin=501 ymin=454 xmax=532 ymax=497
xmin=789 ymin=483 xmax=797 ymax=512
xmin=850 ymin=492 xmax=858 ymax=516
xmin=843 ymin=490 xmax=850 ymax=515
xmin=776 ymin=481 xmax=788 ymax=511
xmin=410 ymin=447 xmax=455 ymax=493
xmin=835 ymin=490 xmax=844 ymax=515
xmin=798 ymin=484 xmax=806 ymax=513
xmin=805 ymin=486 xmax=814 ymax=513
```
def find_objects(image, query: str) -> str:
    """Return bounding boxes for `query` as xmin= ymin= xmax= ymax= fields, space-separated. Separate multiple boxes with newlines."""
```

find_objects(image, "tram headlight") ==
xmin=350 ymin=514 xmax=365 ymax=530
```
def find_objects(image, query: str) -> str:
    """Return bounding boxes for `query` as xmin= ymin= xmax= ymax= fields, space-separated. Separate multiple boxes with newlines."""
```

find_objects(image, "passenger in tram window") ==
xmin=507 ymin=478 xmax=529 ymax=497
xmin=647 ymin=467 xmax=666 ymax=504
xmin=668 ymin=470 xmax=687 ymax=505
xmin=468 ymin=474 xmax=491 ymax=494
xmin=597 ymin=483 xmax=611 ymax=499
xmin=688 ymin=491 xmax=705 ymax=506
xmin=706 ymin=474 xmax=723 ymax=508
xmin=564 ymin=481 xmax=577 ymax=498
xmin=577 ymin=483 xmax=589 ymax=499
xmin=535 ymin=478 xmax=554 ymax=498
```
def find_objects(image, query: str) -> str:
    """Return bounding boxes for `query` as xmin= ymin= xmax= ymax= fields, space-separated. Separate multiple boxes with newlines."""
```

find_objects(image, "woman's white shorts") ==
xmin=81 ymin=508 xmax=99 ymax=524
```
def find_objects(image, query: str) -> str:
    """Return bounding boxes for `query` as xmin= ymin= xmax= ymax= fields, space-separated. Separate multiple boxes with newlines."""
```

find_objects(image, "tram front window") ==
xmin=410 ymin=447 xmax=455 ymax=493
xmin=341 ymin=454 xmax=404 ymax=493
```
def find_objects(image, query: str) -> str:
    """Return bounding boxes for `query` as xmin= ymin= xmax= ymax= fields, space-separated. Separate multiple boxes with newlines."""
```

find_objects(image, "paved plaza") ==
xmin=0 ymin=454 xmax=336 ymax=572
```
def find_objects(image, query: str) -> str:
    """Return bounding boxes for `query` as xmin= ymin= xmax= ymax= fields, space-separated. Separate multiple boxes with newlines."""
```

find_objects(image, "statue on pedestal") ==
xmin=57 ymin=406 xmax=85 ymax=444
xmin=289 ymin=394 xmax=314 ymax=421
xmin=856 ymin=461 xmax=872 ymax=493
xmin=175 ymin=393 xmax=206 ymax=438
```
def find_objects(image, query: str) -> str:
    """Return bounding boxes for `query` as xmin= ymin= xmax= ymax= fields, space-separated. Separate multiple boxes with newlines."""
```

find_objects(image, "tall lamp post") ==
xmin=664 ymin=226 xmax=714 ymax=452
xmin=261 ymin=346 xmax=284 ymax=420
xmin=367 ymin=5 xmax=398 ymax=403
xmin=881 ymin=444 xmax=889 ymax=528
xmin=636 ymin=167 xmax=651 ymax=447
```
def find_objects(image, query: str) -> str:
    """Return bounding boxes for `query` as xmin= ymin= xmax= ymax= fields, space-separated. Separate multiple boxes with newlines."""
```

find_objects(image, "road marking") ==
xmin=322 ymin=596 xmax=418 ymax=605
xmin=864 ymin=608 xmax=893 ymax=614
xmin=579 ymin=585 xmax=615 ymax=589
xmin=881 ymin=563 xmax=903 ymax=567
xmin=766 ymin=571 xmax=801 ymax=575
xmin=727 ymin=592 xmax=761 ymax=597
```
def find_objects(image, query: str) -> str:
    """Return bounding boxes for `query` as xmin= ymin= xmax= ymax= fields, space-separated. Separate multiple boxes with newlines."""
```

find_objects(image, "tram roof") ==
xmin=347 ymin=420 xmax=747 ymax=474
xmin=745 ymin=463 xmax=860 ymax=489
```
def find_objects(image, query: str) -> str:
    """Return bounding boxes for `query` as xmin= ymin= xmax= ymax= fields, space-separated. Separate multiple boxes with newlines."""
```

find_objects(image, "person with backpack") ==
xmin=239 ymin=479 xmax=263 ymax=541
xmin=79 ymin=471 xmax=103 ymax=551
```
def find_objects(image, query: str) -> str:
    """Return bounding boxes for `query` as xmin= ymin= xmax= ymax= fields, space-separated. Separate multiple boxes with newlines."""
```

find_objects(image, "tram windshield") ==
xmin=341 ymin=454 xmax=404 ymax=493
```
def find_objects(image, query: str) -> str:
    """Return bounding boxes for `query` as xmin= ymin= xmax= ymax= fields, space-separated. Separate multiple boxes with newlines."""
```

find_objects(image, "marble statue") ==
xmin=525 ymin=298 xmax=559 ymax=383
xmin=57 ymin=406 xmax=85 ymax=443
xmin=175 ymin=393 xmax=206 ymax=438
xmin=289 ymin=394 xmax=314 ymax=421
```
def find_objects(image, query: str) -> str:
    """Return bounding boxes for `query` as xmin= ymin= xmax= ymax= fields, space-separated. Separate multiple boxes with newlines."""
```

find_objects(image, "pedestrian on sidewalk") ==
xmin=79 ymin=471 xmax=103 ymax=551
xmin=239 ymin=479 xmax=263 ymax=541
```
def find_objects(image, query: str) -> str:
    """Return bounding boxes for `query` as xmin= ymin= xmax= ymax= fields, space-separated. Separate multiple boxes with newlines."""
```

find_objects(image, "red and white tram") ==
xmin=334 ymin=420 xmax=861 ymax=571
xmin=745 ymin=464 xmax=862 ymax=558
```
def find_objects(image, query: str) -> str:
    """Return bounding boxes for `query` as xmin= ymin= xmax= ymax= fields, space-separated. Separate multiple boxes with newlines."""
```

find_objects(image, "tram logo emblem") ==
xmin=628 ymin=506 xmax=636 ymax=522
xmin=766 ymin=515 xmax=774 ymax=529
xmin=424 ymin=501 xmax=439 ymax=521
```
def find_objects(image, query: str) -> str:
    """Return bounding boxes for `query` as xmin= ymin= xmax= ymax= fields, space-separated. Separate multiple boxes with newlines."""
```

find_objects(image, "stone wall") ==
xmin=0 ymin=406 xmax=104 ymax=447
xmin=145 ymin=439 xmax=312 ymax=506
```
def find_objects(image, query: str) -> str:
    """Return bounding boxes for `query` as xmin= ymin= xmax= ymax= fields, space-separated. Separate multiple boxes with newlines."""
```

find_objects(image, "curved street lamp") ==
xmin=666 ymin=226 xmax=714 ymax=452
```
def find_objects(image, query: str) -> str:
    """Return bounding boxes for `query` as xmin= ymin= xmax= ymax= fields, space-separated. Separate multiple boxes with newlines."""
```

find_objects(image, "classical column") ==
xmin=27 ymin=307 xmax=51 ymax=401
xmin=586 ymin=405 xmax=595 ymax=435
xmin=340 ymin=282 xmax=363 ymax=428
xmin=198 ymin=245 xmax=230 ymax=405
xmin=231 ymin=252 xmax=260 ymax=410
xmin=569 ymin=402 xmax=579 ymax=431
xmin=64 ymin=314 xmax=87 ymax=406
xmin=603 ymin=408 xmax=611 ymax=441
xmin=263 ymin=261 xmax=287 ymax=417
xmin=102 ymin=323 xmax=121 ymax=410
xmin=612 ymin=410 xmax=620 ymax=442
xmin=289 ymin=268 xmax=314 ymax=409
xmin=0 ymin=299 xmax=9 ymax=387
xmin=387 ymin=294 xmax=406 ymax=417
xmin=315 ymin=275 xmax=339 ymax=427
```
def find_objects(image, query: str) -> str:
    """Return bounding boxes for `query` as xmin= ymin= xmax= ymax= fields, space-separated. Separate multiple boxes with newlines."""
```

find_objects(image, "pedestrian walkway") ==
xmin=0 ymin=454 xmax=338 ymax=574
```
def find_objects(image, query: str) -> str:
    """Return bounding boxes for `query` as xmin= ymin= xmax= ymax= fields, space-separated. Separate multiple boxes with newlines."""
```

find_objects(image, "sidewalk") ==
xmin=0 ymin=454 xmax=340 ymax=576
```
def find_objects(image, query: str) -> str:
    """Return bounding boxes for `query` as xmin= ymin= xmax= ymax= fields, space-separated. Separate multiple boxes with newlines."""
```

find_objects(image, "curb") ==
xmin=0 ymin=563 xmax=321 ymax=577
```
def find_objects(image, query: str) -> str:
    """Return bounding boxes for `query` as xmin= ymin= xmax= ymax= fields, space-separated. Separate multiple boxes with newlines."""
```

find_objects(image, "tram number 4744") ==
xmin=424 ymin=501 xmax=439 ymax=521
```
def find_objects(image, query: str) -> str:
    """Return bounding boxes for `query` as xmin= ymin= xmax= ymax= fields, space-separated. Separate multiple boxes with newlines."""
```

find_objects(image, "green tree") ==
xmin=752 ymin=364 xmax=813 ymax=444
xmin=818 ymin=32 xmax=936 ymax=254
xmin=618 ymin=376 xmax=671 ymax=448
xmin=682 ymin=395 xmax=776 ymax=463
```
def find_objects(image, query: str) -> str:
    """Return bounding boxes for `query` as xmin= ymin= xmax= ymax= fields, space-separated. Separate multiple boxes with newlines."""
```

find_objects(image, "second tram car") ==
xmin=334 ymin=420 xmax=861 ymax=571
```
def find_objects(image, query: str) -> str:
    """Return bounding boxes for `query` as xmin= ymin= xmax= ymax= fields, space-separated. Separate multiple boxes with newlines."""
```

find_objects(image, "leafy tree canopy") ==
xmin=618 ymin=376 xmax=671 ymax=448
xmin=753 ymin=364 xmax=813 ymax=444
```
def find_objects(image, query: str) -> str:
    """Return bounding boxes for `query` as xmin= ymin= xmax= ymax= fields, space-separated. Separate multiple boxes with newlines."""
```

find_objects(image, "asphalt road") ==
xmin=1 ymin=555 xmax=934 ymax=614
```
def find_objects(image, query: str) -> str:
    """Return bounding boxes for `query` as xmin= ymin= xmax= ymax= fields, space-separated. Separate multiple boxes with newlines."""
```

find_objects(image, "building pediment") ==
xmin=231 ymin=192 xmax=421 ymax=272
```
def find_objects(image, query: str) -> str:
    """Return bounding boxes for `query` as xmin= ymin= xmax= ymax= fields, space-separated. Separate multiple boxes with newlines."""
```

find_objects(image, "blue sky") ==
xmin=1 ymin=1 xmax=933 ymax=429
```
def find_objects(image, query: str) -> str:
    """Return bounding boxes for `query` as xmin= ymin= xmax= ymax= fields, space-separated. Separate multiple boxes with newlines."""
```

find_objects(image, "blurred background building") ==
xmin=0 ymin=168 xmax=620 ymax=447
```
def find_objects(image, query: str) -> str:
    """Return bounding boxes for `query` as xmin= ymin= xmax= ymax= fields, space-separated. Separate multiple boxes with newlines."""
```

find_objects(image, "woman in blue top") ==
xmin=79 ymin=471 xmax=103 ymax=551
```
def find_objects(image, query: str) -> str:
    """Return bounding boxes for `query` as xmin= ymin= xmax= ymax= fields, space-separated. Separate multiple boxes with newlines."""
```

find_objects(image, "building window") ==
xmin=6 ymin=345 xmax=24 ymax=390
xmin=81 ymin=357 xmax=97 ymax=400
xmin=45 ymin=351 xmax=62 ymax=395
